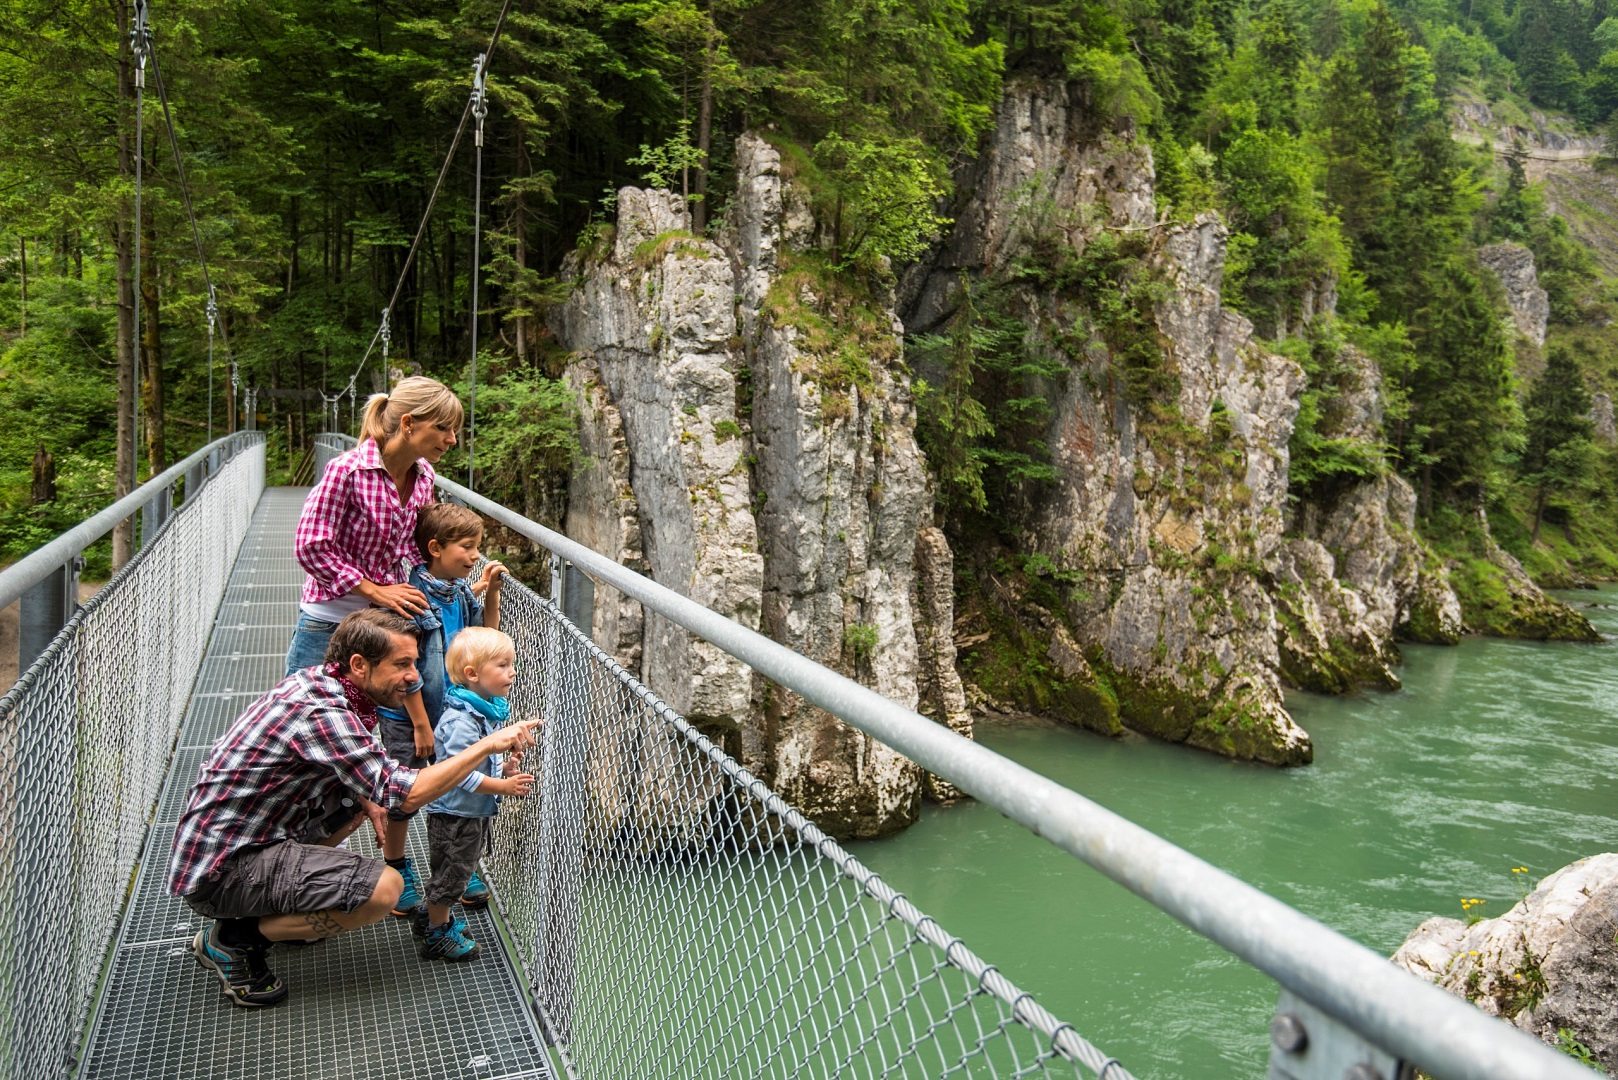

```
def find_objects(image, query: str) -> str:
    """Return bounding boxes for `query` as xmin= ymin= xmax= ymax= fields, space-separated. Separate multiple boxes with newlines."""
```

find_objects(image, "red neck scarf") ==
xmin=326 ymin=662 xmax=380 ymax=729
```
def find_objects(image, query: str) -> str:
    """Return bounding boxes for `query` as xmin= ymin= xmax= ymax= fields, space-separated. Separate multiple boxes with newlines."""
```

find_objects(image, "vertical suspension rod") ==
xmin=468 ymin=52 xmax=489 ymax=490
xmin=130 ymin=0 xmax=150 ymax=483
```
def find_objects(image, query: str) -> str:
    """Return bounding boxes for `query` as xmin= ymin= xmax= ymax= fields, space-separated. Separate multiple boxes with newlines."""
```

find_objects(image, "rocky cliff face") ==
xmin=1393 ymin=854 xmax=1618 ymax=1073
xmin=1477 ymin=242 xmax=1549 ymax=349
xmin=555 ymin=146 xmax=969 ymax=838
xmin=901 ymin=78 xmax=1468 ymax=764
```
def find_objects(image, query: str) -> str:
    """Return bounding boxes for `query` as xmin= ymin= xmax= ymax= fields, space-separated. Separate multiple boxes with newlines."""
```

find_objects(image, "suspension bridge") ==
xmin=3 ymin=3 xmax=1590 ymax=1078
xmin=0 ymin=430 xmax=1589 ymax=1080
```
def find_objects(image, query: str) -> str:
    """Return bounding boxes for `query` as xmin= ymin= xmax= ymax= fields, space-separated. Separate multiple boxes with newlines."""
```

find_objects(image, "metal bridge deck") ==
xmin=76 ymin=488 xmax=553 ymax=1080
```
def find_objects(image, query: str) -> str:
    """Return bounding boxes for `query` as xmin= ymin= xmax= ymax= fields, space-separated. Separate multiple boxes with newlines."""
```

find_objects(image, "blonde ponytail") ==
xmin=357 ymin=376 xmax=464 ymax=445
xmin=359 ymin=393 xmax=391 ymax=442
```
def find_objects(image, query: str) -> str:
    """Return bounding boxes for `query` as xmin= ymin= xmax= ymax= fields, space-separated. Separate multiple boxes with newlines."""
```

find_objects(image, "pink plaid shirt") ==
xmin=295 ymin=438 xmax=434 ymax=604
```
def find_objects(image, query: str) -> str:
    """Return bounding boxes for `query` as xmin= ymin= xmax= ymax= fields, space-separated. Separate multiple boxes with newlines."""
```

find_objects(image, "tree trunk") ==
xmin=18 ymin=236 xmax=27 ymax=333
xmin=287 ymin=194 xmax=299 ymax=298
xmin=513 ymin=126 xmax=531 ymax=365
xmin=1530 ymin=483 xmax=1547 ymax=544
xmin=141 ymin=212 xmax=166 ymax=474
xmin=31 ymin=445 xmax=54 ymax=504
xmin=113 ymin=0 xmax=136 ymax=569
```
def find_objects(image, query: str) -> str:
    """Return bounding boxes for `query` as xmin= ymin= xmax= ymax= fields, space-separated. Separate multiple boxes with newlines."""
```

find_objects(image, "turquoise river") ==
xmin=850 ymin=588 xmax=1618 ymax=1077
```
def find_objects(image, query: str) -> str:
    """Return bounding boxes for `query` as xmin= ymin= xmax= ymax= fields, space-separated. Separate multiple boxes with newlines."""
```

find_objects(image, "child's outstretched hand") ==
xmin=493 ymin=772 xmax=535 ymax=797
xmin=474 ymin=561 xmax=508 ymax=597
xmin=502 ymin=748 xmax=524 ymax=775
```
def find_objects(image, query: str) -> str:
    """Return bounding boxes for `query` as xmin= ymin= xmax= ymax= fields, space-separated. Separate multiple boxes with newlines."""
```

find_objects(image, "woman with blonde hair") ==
xmin=286 ymin=374 xmax=463 ymax=916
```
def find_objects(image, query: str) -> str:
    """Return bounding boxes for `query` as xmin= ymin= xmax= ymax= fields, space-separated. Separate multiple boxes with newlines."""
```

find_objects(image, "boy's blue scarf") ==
xmin=409 ymin=568 xmax=474 ymax=633
xmin=446 ymin=684 xmax=510 ymax=723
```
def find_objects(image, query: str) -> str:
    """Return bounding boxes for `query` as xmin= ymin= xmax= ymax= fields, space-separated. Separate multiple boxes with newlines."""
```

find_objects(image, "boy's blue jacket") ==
xmin=428 ymin=687 xmax=507 ymax=818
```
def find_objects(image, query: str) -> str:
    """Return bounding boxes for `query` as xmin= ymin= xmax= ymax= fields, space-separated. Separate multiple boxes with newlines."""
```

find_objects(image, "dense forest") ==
xmin=2 ymin=0 xmax=1617 ymax=595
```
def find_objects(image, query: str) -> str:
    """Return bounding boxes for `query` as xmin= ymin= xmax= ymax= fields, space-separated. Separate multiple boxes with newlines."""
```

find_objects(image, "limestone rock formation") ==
xmin=1593 ymin=393 xmax=1616 ymax=445
xmin=1392 ymin=854 xmax=1618 ymax=1073
xmin=557 ymin=192 xmax=761 ymax=730
xmin=1273 ymin=346 xmax=1464 ymax=685
xmin=905 ymin=78 xmax=1332 ymax=764
xmin=556 ymin=141 xmax=965 ymax=838
xmin=729 ymin=132 xmax=946 ymax=834
xmin=1477 ymin=242 xmax=1549 ymax=348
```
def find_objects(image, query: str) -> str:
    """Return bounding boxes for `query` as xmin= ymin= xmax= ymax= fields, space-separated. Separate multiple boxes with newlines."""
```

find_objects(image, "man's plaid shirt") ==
xmin=168 ymin=666 xmax=420 ymax=898
xmin=295 ymin=437 xmax=434 ymax=605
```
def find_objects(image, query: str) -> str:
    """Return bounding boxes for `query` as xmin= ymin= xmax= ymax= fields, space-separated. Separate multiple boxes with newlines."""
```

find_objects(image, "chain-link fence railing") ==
xmin=0 ymin=434 xmax=263 ymax=1079
xmin=485 ymin=577 xmax=1125 ymax=1080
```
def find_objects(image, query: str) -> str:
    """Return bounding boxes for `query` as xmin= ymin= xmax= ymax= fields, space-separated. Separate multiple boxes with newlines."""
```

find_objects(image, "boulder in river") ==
xmin=1391 ymin=853 xmax=1618 ymax=1073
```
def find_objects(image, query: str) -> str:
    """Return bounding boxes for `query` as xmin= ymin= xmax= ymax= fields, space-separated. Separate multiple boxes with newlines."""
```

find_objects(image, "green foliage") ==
xmin=842 ymin=621 xmax=878 ymax=671
xmin=910 ymin=274 xmax=1065 ymax=529
xmin=1062 ymin=232 xmax=1176 ymax=413
xmin=627 ymin=117 xmax=707 ymax=197
xmin=462 ymin=368 xmax=579 ymax=520
xmin=1555 ymin=1028 xmax=1599 ymax=1066
xmin=1520 ymin=345 xmax=1595 ymax=535
xmin=809 ymin=133 xmax=951 ymax=269
xmin=1218 ymin=128 xmax=1349 ymax=336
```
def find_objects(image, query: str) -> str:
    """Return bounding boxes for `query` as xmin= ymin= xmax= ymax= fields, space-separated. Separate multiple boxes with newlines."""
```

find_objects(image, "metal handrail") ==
xmin=316 ymin=434 xmax=1585 ymax=1080
xmin=0 ymin=431 xmax=263 ymax=669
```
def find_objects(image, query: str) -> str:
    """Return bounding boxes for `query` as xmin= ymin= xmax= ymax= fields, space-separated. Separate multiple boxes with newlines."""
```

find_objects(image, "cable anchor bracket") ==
xmin=470 ymin=53 xmax=489 ymax=147
xmin=130 ymin=0 xmax=152 ymax=88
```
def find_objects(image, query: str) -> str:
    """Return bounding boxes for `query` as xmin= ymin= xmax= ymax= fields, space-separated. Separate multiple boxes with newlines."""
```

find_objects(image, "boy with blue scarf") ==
xmin=418 ymin=626 xmax=536 ymax=960
xmin=377 ymin=503 xmax=507 ymax=915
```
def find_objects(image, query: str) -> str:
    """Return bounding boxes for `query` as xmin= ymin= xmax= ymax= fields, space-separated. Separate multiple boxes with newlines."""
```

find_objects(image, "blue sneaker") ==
xmin=419 ymin=913 xmax=480 ymax=962
xmin=192 ymin=924 xmax=288 ymax=1007
xmin=461 ymin=869 xmax=490 ymax=908
xmin=391 ymin=857 xmax=423 ymax=916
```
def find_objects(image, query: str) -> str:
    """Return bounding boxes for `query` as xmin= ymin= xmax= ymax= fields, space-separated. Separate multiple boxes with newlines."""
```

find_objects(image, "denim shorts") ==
xmin=376 ymin=713 xmax=430 ymax=821
xmin=285 ymin=612 xmax=339 ymax=676
xmin=183 ymin=841 xmax=384 ymax=920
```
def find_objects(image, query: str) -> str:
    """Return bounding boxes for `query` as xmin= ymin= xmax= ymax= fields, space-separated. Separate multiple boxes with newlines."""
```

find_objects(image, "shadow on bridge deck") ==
xmin=76 ymin=488 xmax=553 ymax=1080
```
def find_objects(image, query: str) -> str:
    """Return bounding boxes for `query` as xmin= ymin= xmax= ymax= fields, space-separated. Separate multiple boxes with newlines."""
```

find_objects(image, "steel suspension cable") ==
xmin=330 ymin=0 xmax=516 ymax=417
xmin=130 ymin=0 xmax=149 ymax=482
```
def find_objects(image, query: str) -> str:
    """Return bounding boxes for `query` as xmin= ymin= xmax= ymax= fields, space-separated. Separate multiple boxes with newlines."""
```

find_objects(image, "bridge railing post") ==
xmin=17 ymin=556 xmax=82 ymax=671
xmin=184 ymin=462 xmax=204 ymax=506
xmin=139 ymin=489 xmax=172 ymax=550
xmin=1268 ymin=991 xmax=1413 ymax=1080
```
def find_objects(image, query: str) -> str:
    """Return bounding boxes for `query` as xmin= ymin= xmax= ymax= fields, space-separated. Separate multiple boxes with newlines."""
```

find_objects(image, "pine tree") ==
xmin=1521 ymin=346 xmax=1595 ymax=541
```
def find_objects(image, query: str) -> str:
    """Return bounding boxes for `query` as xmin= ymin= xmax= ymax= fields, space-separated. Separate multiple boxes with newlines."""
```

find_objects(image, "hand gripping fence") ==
xmin=0 ymin=433 xmax=263 ymax=1079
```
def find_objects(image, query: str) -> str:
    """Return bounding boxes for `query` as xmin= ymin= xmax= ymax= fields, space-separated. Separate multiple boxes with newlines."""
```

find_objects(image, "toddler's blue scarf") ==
xmin=447 ymin=683 xmax=510 ymax=723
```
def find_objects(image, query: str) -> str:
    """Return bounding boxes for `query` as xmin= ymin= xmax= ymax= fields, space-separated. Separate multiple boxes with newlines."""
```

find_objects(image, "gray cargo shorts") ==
xmin=184 ymin=841 xmax=384 ymax=920
xmin=425 ymin=813 xmax=492 ymax=907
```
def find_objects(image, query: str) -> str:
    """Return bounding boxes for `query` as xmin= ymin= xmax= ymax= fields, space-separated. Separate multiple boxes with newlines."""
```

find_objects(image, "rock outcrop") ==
xmin=556 ymin=142 xmax=967 ymax=838
xmin=558 ymin=191 xmax=761 ymax=731
xmin=1477 ymin=242 xmax=1549 ymax=348
xmin=904 ymin=77 xmax=1440 ymax=764
xmin=1593 ymin=393 xmax=1616 ymax=445
xmin=1274 ymin=346 xmax=1464 ymax=688
xmin=1393 ymin=854 xmax=1618 ymax=1073
xmin=1450 ymin=91 xmax=1605 ymax=181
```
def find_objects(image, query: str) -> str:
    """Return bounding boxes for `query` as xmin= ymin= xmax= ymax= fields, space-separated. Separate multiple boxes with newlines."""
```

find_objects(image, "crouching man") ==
xmin=167 ymin=608 xmax=539 ymax=1006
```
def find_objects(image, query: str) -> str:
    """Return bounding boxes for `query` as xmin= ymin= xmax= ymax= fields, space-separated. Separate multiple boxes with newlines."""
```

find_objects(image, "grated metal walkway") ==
xmin=77 ymin=488 xmax=553 ymax=1080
